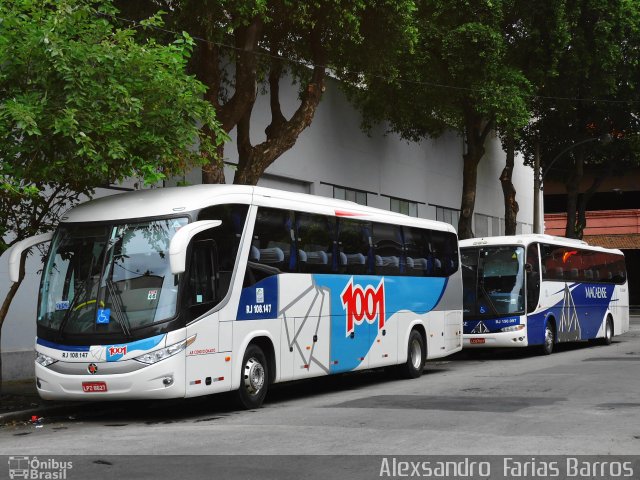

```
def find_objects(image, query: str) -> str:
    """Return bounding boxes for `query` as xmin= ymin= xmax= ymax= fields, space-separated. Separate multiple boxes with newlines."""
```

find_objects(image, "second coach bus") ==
xmin=460 ymin=234 xmax=629 ymax=354
xmin=8 ymin=185 xmax=463 ymax=408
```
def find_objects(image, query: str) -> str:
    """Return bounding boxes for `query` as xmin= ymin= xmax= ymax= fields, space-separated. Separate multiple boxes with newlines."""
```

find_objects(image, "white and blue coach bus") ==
xmin=460 ymin=235 xmax=629 ymax=354
xmin=8 ymin=185 xmax=462 ymax=408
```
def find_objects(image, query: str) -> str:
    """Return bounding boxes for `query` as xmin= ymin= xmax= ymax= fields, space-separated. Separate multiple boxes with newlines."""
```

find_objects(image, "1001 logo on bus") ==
xmin=340 ymin=278 xmax=386 ymax=337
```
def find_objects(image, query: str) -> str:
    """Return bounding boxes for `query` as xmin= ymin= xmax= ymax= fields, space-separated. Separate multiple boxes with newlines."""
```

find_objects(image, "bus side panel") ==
xmin=228 ymin=272 xmax=453 ymax=385
xmin=276 ymin=274 xmax=331 ymax=381
xmin=185 ymin=312 xmax=233 ymax=397
xmin=528 ymin=283 xmax=567 ymax=345
xmin=529 ymin=282 xmax=618 ymax=344
xmin=434 ymin=271 xmax=462 ymax=356
xmin=562 ymin=283 xmax=615 ymax=341
xmin=313 ymin=274 xmax=449 ymax=372
xmin=612 ymin=283 xmax=630 ymax=335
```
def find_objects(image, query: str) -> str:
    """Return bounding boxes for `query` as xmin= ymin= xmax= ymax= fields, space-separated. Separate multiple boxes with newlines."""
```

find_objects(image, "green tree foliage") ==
xmin=345 ymin=0 xmax=532 ymax=239
xmin=118 ymin=0 xmax=418 ymax=185
xmin=0 ymin=0 xmax=226 ymax=386
xmin=521 ymin=0 xmax=640 ymax=238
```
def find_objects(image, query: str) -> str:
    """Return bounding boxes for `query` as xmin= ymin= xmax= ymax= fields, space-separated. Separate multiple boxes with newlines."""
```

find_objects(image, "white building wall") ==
xmin=0 ymin=76 xmax=534 ymax=379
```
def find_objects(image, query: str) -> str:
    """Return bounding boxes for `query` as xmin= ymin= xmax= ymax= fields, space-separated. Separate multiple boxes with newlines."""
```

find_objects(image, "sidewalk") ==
xmin=0 ymin=379 xmax=83 ymax=424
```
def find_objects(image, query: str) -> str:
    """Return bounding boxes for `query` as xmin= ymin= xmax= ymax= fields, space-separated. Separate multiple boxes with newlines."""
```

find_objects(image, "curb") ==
xmin=0 ymin=402 xmax=92 ymax=424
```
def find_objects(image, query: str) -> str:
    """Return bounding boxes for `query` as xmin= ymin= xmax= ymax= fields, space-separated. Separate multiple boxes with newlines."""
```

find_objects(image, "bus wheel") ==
xmin=399 ymin=330 xmax=425 ymax=379
xmin=600 ymin=317 xmax=614 ymax=346
xmin=236 ymin=344 xmax=268 ymax=409
xmin=542 ymin=320 xmax=555 ymax=355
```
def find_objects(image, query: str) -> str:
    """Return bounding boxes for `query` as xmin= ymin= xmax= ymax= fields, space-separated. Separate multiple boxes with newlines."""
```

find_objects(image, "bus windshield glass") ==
xmin=38 ymin=218 xmax=189 ymax=336
xmin=462 ymin=246 xmax=525 ymax=318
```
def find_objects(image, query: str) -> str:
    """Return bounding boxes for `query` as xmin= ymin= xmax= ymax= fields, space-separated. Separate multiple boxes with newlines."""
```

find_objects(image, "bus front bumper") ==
xmin=463 ymin=330 xmax=528 ymax=348
xmin=35 ymin=353 xmax=186 ymax=400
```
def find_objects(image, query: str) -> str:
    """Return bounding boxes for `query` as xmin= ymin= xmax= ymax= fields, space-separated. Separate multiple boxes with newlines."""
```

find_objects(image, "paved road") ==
xmin=2 ymin=319 xmax=639 ymax=457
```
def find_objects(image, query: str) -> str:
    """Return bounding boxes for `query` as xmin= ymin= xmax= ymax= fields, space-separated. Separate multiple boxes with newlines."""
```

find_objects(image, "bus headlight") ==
xmin=134 ymin=335 xmax=196 ymax=365
xmin=35 ymin=352 xmax=57 ymax=367
xmin=501 ymin=324 xmax=525 ymax=332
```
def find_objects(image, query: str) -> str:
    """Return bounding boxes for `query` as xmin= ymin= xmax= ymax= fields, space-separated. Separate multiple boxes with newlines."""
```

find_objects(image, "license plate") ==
xmin=470 ymin=338 xmax=485 ymax=344
xmin=82 ymin=381 xmax=107 ymax=392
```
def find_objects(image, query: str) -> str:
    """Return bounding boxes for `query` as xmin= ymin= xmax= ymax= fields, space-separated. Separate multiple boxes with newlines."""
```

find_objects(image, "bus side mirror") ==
xmin=7 ymin=232 xmax=54 ymax=283
xmin=169 ymin=220 xmax=221 ymax=275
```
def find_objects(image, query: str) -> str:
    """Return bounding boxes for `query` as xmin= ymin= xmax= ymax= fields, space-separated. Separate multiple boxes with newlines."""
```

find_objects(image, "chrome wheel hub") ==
xmin=410 ymin=339 xmax=422 ymax=370
xmin=243 ymin=357 xmax=265 ymax=396
xmin=545 ymin=327 xmax=553 ymax=350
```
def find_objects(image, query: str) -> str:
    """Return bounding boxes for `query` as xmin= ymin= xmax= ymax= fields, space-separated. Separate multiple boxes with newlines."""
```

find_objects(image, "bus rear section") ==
xmin=460 ymin=235 xmax=629 ymax=354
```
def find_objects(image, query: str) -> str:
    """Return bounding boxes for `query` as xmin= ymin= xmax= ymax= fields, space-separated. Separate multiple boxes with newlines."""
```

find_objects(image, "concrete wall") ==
xmin=0 ymin=76 xmax=535 ymax=381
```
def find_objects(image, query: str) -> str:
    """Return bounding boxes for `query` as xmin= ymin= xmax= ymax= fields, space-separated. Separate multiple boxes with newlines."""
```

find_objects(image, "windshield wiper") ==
xmin=57 ymin=281 xmax=89 ymax=337
xmin=106 ymin=279 xmax=131 ymax=337
xmin=478 ymin=278 xmax=500 ymax=316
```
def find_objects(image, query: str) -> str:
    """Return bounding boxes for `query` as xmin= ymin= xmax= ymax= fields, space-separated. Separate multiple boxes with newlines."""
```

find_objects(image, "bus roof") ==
xmin=60 ymin=184 xmax=456 ymax=233
xmin=459 ymin=234 xmax=623 ymax=255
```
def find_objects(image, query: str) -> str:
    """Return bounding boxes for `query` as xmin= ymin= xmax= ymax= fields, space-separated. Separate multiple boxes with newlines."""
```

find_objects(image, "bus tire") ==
xmin=541 ymin=320 xmax=555 ymax=355
xmin=600 ymin=316 xmax=614 ymax=346
xmin=236 ymin=344 xmax=269 ymax=409
xmin=399 ymin=329 xmax=425 ymax=379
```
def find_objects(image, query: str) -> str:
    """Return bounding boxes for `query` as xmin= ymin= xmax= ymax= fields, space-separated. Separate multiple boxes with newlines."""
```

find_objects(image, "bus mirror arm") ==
xmin=7 ymin=232 xmax=54 ymax=283
xmin=169 ymin=220 xmax=222 ymax=275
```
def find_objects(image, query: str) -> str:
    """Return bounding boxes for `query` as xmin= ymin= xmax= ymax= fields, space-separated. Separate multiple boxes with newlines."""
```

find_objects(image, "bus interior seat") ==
xmin=326 ymin=252 xmax=347 ymax=267
xmin=375 ymin=255 xmax=400 ymax=274
xmin=305 ymin=250 xmax=328 ymax=265
xmin=409 ymin=257 xmax=429 ymax=271
xmin=345 ymin=253 xmax=366 ymax=264
xmin=259 ymin=247 xmax=285 ymax=264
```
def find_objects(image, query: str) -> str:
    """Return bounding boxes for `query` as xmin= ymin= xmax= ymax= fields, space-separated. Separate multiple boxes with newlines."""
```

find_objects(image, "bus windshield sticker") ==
xmin=55 ymin=301 xmax=70 ymax=311
xmin=96 ymin=308 xmax=111 ymax=324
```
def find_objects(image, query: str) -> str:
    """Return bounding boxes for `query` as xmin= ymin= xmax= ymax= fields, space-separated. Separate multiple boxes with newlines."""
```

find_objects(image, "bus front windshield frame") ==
xmin=38 ymin=217 xmax=189 ymax=340
xmin=462 ymin=245 xmax=526 ymax=318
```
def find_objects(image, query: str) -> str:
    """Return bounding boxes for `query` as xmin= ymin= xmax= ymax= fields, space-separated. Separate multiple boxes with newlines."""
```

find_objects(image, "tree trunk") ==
xmin=458 ymin=106 xmax=493 ymax=240
xmin=564 ymin=151 xmax=584 ymax=239
xmin=575 ymin=164 xmax=612 ymax=239
xmin=233 ymin=29 xmax=326 ymax=186
xmin=500 ymin=134 xmax=519 ymax=236
xmin=0 ymin=252 xmax=26 ymax=392
xmin=195 ymin=18 xmax=263 ymax=184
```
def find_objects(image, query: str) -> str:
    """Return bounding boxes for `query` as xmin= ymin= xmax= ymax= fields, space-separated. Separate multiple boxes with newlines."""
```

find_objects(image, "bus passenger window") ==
xmin=198 ymin=203 xmax=249 ymax=299
xmin=430 ymin=231 xmax=459 ymax=276
xmin=245 ymin=208 xmax=295 ymax=286
xmin=296 ymin=212 xmax=334 ymax=273
xmin=373 ymin=223 xmax=403 ymax=276
xmin=337 ymin=219 xmax=372 ymax=275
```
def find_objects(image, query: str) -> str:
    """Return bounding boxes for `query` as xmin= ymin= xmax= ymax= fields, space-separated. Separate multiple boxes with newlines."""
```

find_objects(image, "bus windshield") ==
xmin=462 ymin=246 xmax=525 ymax=318
xmin=38 ymin=217 xmax=189 ymax=336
